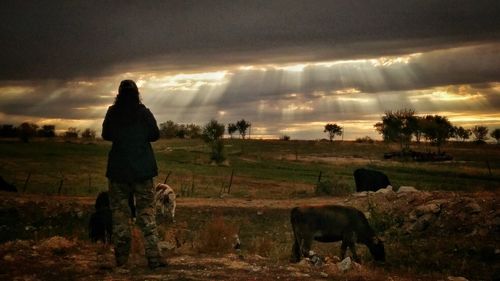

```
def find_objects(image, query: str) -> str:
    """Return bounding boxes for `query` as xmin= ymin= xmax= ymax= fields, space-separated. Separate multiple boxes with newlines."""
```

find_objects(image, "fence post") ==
xmin=57 ymin=172 xmax=64 ymax=195
xmin=190 ymin=172 xmax=195 ymax=196
xmin=88 ymin=173 xmax=92 ymax=194
xmin=486 ymin=160 xmax=492 ymax=176
xmin=164 ymin=171 xmax=172 ymax=184
xmin=228 ymin=169 xmax=234 ymax=194
xmin=23 ymin=171 xmax=31 ymax=193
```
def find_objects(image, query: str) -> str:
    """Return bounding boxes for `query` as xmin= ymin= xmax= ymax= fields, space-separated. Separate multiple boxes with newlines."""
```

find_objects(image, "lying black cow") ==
xmin=290 ymin=205 xmax=385 ymax=263
xmin=353 ymin=168 xmax=391 ymax=192
xmin=0 ymin=176 xmax=17 ymax=192
xmin=89 ymin=191 xmax=136 ymax=243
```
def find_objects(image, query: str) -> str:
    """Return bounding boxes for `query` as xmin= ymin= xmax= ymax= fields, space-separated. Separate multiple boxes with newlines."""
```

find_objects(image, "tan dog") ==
xmin=154 ymin=183 xmax=176 ymax=222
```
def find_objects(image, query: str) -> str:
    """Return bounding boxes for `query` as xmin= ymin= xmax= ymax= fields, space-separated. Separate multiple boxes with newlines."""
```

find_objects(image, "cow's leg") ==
xmin=290 ymin=237 xmax=301 ymax=262
xmin=340 ymin=241 xmax=348 ymax=259
xmin=300 ymin=236 xmax=313 ymax=258
xmin=342 ymin=231 xmax=360 ymax=262
xmin=350 ymin=243 xmax=360 ymax=262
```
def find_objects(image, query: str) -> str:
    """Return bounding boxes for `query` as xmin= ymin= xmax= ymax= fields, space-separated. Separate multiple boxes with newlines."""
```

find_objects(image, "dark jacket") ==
xmin=102 ymin=104 xmax=160 ymax=183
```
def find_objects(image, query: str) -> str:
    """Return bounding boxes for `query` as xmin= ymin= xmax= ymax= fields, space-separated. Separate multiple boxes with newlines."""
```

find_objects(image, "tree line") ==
xmin=159 ymin=119 xmax=251 ymax=140
xmin=0 ymin=123 xmax=96 ymax=142
xmin=2 ymin=113 xmax=498 ymax=147
xmin=373 ymin=109 xmax=500 ymax=151
xmin=0 ymin=119 xmax=253 ymax=143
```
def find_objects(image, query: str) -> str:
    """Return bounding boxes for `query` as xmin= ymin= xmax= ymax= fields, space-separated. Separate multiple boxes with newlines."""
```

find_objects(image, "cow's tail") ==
xmin=290 ymin=207 xmax=302 ymax=262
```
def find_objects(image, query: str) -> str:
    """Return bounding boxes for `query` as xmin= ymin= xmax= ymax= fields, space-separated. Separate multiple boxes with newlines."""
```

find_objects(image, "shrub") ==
xmin=280 ymin=135 xmax=291 ymax=141
xmin=197 ymin=215 xmax=238 ymax=254
xmin=355 ymin=136 xmax=375 ymax=144
xmin=315 ymin=177 xmax=352 ymax=196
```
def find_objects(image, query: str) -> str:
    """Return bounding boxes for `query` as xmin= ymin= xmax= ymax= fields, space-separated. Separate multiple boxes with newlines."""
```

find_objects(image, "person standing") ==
xmin=102 ymin=79 xmax=165 ymax=270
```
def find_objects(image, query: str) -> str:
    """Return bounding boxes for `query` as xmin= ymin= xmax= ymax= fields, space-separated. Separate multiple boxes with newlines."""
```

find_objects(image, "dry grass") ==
xmin=196 ymin=214 xmax=239 ymax=254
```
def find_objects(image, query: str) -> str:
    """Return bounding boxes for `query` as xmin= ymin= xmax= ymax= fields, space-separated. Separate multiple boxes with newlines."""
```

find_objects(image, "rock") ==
xmin=415 ymin=203 xmax=441 ymax=216
xmin=309 ymin=254 xmax=323 ymax=266
xmin=14 ymin=239 xmax=31 ymax=249
xmin=39 ymin=236 xmax=75 ymax=253
xmin=405 ymin=213 xmax=436 ymax=233
xmin=398 ymin=186 xmax=418 ymax=193
xmin=353 ymin=191 xmax=369 ymax=197
xmin=325 ymin=256 xmax=341 ymax=264
xmin=376 ymin=185 xmax=394 ymax=194
xmin=336 ymin=257 xmax=352 ymax=272
xmin=465 ymin=202 xmax=481 ymax=214
xmin=320 ymin=272 xmax=329 ymax=278
xmin=298 ymin=259 xmax=310 ymax=267
xmin=447 ymin=277 xmax=469 ymax=281
xmin=291 ymin=272 xmax=311 ymax=278
xmin=158 ymin=241 xmax=176 ymax=251
xmin=3 ymin=254 xmax=14 ymax=262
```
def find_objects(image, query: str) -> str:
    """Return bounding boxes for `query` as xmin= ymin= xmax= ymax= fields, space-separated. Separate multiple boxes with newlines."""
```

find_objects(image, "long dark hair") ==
xmin=114 ymin=80 xmax=141 ymax=108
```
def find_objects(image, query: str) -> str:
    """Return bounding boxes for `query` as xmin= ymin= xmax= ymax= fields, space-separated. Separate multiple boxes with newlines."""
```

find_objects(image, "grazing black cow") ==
xmin=89 ymin=191 xmax=136 ymax=243
xmin=353 ymin=168 xmax=391 ymax=192
xmin=290 ymin=205 xmax=385 ymax=263
xmin=0 ymin=176 xmax=17 ymax=192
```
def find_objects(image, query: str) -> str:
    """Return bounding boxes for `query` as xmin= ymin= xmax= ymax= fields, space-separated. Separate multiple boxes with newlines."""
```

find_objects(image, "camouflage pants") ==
xmin=108 ymin=179 xmax=161 ymax=265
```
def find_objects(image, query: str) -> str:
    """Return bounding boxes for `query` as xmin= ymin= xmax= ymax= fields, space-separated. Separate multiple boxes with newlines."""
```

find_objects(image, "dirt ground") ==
xmin=0 ymin=189 xmax=499 ymax=281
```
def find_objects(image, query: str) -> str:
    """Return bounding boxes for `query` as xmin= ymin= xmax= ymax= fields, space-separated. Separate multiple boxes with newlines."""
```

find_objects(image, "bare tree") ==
xmin=471 ymin=125 xmax=489 ymax=144
xmin=236 ymin=119 xmax=251 ymax=139
xmin=227 ymin=123 xmax=237 ymax=139
xmin=491 ymin=128 xmax=500 ymax=144
xmin=324 ymin=123 xmax=343 ymax=142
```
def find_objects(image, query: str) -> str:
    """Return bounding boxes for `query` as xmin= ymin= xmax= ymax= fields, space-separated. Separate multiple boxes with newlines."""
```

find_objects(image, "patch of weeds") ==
xmin=367 ymin=204 xmax=404 ymax=234
xmin=196 ymin=214 xmax=238 ymax=254
xmin=315 ymin=176 xmax=353 ymax=196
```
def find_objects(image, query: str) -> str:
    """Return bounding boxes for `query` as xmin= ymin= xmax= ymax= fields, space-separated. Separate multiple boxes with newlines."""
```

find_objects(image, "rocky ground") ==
xmin=0 ymin=188 xmax=499 ymax=280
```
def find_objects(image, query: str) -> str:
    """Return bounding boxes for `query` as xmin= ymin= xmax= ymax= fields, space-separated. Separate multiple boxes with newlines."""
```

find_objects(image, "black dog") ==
xmin=89 ymin=191 xmax=136 ymax=243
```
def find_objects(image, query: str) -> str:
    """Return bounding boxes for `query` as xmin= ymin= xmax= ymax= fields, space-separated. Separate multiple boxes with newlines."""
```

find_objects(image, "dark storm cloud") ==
xmin=201 ymin=44 xmax=500 ymax=110
xmin=1 ymin=0 xmax=499 ymax=81
xmin=0 ymin=81 xmax=114 ymax=119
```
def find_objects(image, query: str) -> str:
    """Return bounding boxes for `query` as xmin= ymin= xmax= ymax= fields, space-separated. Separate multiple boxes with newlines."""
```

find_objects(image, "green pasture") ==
xmin=0 ymin=138 xmax=498 ymax=197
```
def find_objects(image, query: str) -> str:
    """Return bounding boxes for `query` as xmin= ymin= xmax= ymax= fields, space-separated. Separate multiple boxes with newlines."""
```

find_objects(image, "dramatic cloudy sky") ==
xmin=1 ymin=0 xmax=500 ymax=139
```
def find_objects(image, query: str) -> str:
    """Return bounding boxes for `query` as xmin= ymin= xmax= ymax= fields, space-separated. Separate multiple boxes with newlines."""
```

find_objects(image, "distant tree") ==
xmin=18 ymin=122 xmax=38 ymax=142
xmin=81 ymin=128 xmax=96 ymax=139
xmin=421 ymin=115 xmax=454 ymax=153
xmin=0 ymin=124 xmax=17 ymax=138
xmin=413 ymin=116 xmax=425 ymax=144
xmin=453 ymin=126 xmax=472 ymax=142
xmin=37 ymin=125 xmax=56 ymax=138
xmin=176 ymin=124 xmax=187 ymax=138
xmin=324 ymin=123 xmax=343 ymax=142
xmin=202 ymin=119 xmax=226 ymax=163
xmin=159 ymin=120 xmax=179 ymax=138
xmin=64 ymin=127 xmax=80 ymax=139
xmin=227 ymin=123 xmax=237 ymax=139
xmin=374 ymin=109 xmax=416 ymax=151
xmin=186 ymin=123 xmax=202 ymax=139
xmin=236 ymin=119 xmax=251 ymax=139
xmin=280 ymin=135 xmax=291 ymax=141
xmin=471 ymin=125 xmax=489 ymax=144
xmin=489 ymin=128 xmax=500 ymax=144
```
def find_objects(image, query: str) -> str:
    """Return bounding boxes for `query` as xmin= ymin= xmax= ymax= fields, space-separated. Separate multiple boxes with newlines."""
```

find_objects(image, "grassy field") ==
xmin=0 ymin=138 xmax=499 ymax=197
xmin=1 ymin=138 xmax=499 ymax=280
